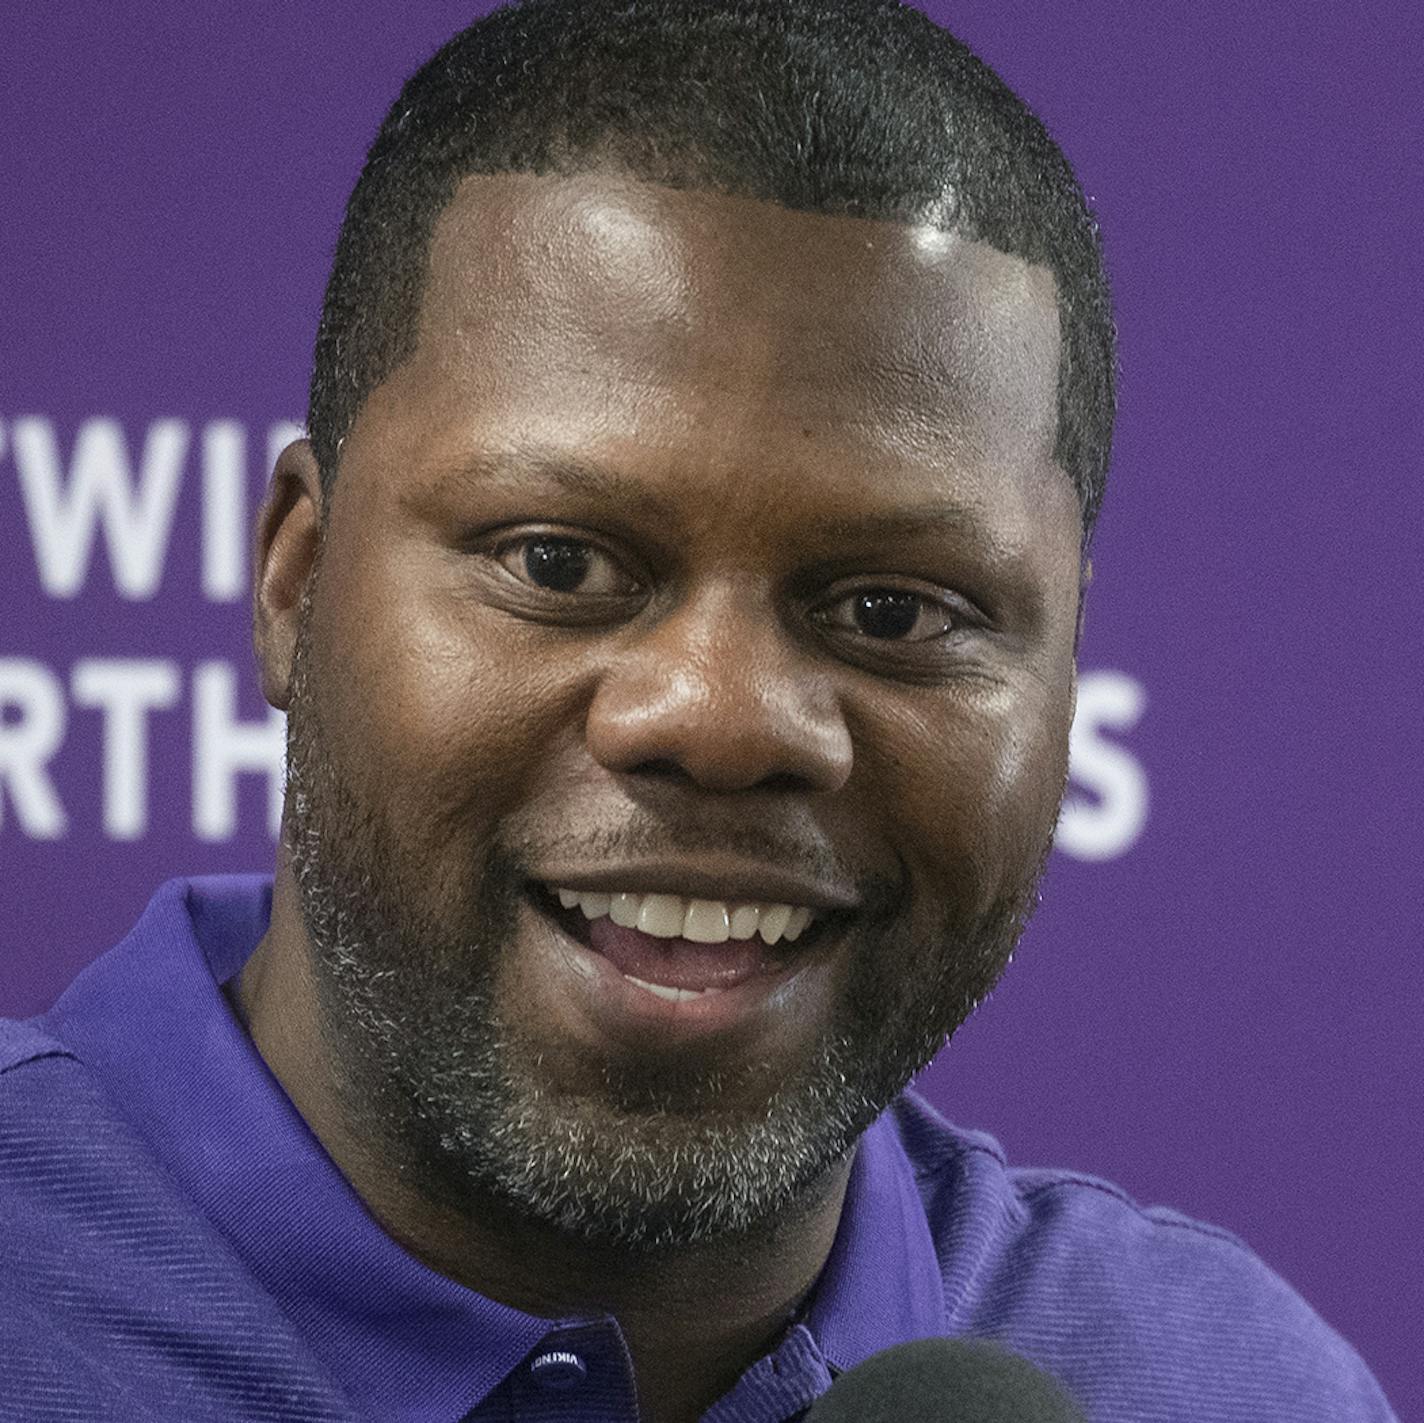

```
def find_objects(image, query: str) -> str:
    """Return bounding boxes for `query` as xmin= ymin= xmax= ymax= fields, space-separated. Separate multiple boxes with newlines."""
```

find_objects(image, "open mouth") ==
xmin=526 ymin=882 xmax=844 ymax=1003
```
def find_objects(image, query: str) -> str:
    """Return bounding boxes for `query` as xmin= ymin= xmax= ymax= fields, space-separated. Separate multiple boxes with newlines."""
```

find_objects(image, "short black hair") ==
xmin=310 ymin=0 xmax=1117 ymax=539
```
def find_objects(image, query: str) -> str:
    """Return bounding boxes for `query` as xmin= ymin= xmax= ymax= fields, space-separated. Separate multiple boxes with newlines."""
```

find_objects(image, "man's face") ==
xmin=282 ymin=172 xmax=1082 ymax=1251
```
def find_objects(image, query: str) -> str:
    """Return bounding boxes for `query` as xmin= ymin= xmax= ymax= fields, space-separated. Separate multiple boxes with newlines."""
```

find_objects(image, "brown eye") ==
xmin=522 ymin=537 xmax=591 ymax=592
xmin=820 ymin=588 xmax=956 ymax=642
xmin=495 ymin=535 xmax=638 ymax=596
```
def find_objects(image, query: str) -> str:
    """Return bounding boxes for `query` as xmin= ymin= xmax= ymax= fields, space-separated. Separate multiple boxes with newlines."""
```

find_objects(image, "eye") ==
xmin=815 ymin=587 xmax=957 ymax=642
xmin=489 ymin=534 xmax=639 ymax=597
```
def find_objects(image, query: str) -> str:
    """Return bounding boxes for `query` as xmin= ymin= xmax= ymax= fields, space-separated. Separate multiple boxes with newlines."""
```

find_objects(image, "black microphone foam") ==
xmin=804 ymin=1337 xmax=1087 ymax=1422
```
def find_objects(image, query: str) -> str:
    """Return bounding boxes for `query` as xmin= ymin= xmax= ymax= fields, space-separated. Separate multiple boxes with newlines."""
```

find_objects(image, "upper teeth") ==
xmin=552 ymin=888 xmax=816 ymax=946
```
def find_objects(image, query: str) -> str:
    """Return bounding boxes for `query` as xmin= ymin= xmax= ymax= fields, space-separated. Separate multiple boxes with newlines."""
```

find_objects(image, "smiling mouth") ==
xmin=527 ymin=883 xmax=843 ymax=1002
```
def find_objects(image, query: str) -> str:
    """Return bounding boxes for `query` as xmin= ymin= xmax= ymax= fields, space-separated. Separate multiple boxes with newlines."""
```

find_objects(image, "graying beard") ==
xmin=427 ymin=1022 xmax=881 ymax=1250
xmin=291 ymin=796 xmax=892 ymax=1250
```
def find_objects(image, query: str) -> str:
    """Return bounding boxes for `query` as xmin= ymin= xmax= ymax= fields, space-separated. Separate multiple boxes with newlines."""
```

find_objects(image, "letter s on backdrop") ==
xmin=1060 ymin=671 xmax=1148 ymax=861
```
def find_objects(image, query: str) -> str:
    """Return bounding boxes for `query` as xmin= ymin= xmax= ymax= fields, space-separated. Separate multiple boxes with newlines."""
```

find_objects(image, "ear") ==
xmin=253 ymin=438 xmax=324 ymax=711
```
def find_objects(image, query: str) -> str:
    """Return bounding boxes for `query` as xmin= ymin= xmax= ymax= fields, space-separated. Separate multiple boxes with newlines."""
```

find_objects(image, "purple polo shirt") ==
xmin=0 ymin=877 xmax=1397 ymax=1421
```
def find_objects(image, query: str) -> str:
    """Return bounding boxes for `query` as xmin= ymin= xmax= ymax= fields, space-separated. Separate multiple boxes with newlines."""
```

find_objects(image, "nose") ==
xmin=585 ymin=584 xmax=853 ymax=795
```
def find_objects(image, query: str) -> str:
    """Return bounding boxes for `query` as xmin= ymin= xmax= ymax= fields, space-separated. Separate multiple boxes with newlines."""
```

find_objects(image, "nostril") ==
xmin=757 ymin=770 xmax=811 ymax=794
xmin=629 ymin=758 xmax=696 ymax=781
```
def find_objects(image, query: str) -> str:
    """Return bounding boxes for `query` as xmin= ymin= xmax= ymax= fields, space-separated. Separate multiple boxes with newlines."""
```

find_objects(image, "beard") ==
xmin=283 ymin=608 xmax=1055 ymax=1255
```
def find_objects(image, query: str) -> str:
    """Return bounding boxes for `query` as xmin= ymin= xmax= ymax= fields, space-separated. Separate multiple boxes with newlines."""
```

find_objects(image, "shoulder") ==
xmin=888 ymin=1091 xmax=1398 ymax=1421
xmin=0 ymin=1015 xmax=171 ymax=1409
xmin=0 ymin=1011 xmax=177 ymax=1247
xmin=0 ymin=1016 xmax=344 ymax=1421
xmin=0 ymin=1014 xmax=132 ymax=1150
xmin=0 ymin=1016 xmax=98 ymax=1150
xmin=0 ymin=1015 xmax=73 ymax=1076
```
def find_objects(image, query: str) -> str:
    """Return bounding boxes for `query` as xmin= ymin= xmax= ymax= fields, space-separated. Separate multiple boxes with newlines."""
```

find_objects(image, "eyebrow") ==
xmin=427 ymin=448 xmax=993 ymax=545
xmin=427 ymin=450 xmax=673 ymax=520
xmin=812 ymin=507 xmax=985 ymax=543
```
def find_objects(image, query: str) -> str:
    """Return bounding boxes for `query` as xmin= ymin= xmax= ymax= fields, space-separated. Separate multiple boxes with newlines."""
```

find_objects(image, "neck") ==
xmin=370 ymin=1163 xmax=846 ymax=1423
xmin=228 ymin=871 xmax=851 ymax=1423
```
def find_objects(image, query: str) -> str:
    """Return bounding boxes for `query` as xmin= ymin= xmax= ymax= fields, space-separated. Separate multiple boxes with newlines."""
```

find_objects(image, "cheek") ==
xmin=866 ymin=682 xmax=1072 ymax=909
xmin=312 ymin=551 xmax=589 ymax=847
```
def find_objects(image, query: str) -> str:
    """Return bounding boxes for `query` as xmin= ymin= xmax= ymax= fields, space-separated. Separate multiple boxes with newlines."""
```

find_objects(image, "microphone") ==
xmin=804 ymin=1337 xmax=1087 ymax=1421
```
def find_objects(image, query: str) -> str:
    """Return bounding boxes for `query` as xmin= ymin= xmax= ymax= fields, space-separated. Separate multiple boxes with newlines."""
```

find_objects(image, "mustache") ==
xmin=498 ymin=810 xmax=903 ymax=915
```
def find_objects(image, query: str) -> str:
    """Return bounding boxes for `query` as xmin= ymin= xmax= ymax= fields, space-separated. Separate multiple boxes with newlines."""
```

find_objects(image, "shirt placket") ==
xmin=462 ymin=1321 xmax=640 ymax=1422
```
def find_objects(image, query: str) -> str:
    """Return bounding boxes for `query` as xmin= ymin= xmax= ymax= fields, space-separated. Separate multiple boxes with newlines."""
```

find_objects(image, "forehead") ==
xmin=406 ymin=170 xmax=1064 ymax=476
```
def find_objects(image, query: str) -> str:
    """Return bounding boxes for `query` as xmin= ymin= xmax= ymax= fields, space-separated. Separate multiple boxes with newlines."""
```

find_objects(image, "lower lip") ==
xmin=525 ymin=896 xmax=825 ymax=1044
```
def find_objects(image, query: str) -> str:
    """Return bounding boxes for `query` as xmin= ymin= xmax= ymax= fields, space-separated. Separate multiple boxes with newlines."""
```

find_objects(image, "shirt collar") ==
xmin=803 ymin=1102 xmax=949 ymax=1372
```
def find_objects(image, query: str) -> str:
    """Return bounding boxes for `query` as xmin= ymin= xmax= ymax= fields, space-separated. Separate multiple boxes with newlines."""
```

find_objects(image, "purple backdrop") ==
xmin=3 ymin=3 xmax=1419 ymax=1413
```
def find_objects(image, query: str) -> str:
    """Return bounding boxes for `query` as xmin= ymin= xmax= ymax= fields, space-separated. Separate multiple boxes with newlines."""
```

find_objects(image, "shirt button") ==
xmin=529 ymin=1348 xmax=589 ymax=1390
